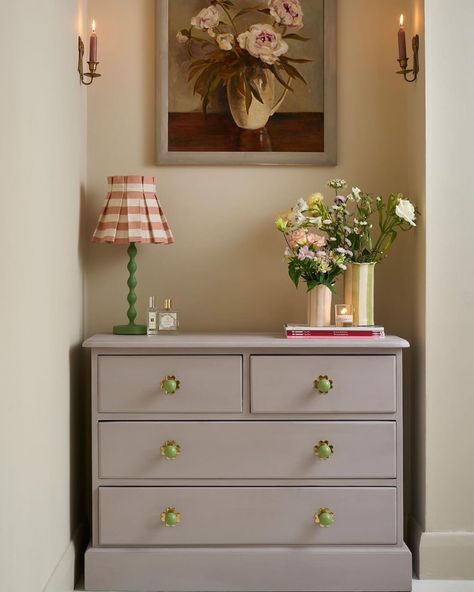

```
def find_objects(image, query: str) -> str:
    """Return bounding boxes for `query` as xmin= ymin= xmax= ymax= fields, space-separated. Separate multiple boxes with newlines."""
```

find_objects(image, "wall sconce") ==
xmin=397 ymin=14 xmax=419 ymax=83
xmin=78 ymin=20 xmax=101 ymax=85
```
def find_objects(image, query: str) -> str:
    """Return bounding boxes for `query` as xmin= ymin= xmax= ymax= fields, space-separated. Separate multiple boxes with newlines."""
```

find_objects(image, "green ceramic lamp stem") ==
xmin=113 ymin=242 xmax=147 ymax=335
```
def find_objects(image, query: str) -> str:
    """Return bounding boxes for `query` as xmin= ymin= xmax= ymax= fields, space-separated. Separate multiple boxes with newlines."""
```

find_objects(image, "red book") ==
xmin=285 ymin=324 xmax=385 ymax=338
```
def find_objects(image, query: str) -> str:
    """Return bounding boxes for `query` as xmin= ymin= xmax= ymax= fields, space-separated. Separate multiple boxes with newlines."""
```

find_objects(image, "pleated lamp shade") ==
xmin=92 ymin=175 xmax=174 ymax=244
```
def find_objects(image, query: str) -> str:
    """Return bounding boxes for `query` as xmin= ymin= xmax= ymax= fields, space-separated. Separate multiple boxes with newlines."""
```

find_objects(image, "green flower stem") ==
xmin=218 ymin=1 xmax=238 ymax=36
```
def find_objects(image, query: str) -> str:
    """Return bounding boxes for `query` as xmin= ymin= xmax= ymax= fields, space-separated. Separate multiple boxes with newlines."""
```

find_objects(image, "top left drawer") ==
xmin=97 ymin=355 xmax=243 ymax=414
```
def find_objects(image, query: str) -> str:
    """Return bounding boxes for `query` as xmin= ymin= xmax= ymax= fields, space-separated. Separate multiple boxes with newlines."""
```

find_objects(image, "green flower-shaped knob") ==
xmin=161 ymin=440 xmax=181 ymax=460
xmin=314 ymin=508 xmax=335 ymax=528
xmin=313 ymin=375 xmax=334 ymax=394
xmin=160 ymin=375 xmax=181 ymax=395
xmin=314 ymin=440 xmax=334 ymax=460
xmin=160 ymin=507 xmax=181 ymax=527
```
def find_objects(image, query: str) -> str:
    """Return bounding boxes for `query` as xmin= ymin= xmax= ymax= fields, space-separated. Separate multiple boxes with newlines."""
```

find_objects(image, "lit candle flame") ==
xmin=92 ymin=19 xmax=96 ymax=33
xmin=340 ymin=307 xmax=348 ymax=315
xmin=399 ymin=14 xmax=404 ymax=27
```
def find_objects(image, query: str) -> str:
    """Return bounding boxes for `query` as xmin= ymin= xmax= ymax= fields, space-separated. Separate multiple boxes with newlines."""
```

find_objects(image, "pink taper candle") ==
xmin=398 ymin=14 xmax=407 ymax=60
xmin=89 ymin=19 xmax=98 ymax=62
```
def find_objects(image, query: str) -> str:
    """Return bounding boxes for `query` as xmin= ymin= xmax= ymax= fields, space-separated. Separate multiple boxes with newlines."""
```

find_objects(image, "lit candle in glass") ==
xmin=335 ymin=304 xmax=353 ymax=327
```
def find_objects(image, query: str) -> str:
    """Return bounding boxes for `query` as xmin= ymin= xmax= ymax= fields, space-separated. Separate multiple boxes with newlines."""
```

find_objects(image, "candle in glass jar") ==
xmin=89 ymin=19 xmax=98 ymax=62
xmin=398 ymin=14 xmax=407 ymax=61
xmin=335 ymin=304 xmax=353 ymax=327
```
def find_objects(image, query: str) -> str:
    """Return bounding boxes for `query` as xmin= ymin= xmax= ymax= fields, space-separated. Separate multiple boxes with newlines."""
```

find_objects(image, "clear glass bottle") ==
xmin=147 ymin=296 xmax=158 ymax=336
xmin=158 ymin=299 xmax=179 ymax=332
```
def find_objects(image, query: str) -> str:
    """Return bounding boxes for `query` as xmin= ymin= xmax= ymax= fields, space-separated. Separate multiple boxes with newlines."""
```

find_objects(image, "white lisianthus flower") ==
xmin=191 ymin=6 xmax=220 ymax=34
xmin=294 ymin=197 xmax=308 ymax=213
xmin=268 ymin=0 xmax=304 ymax=30
xmin=216 ymin=33 xmax=235 ymax=51
xmin=306 ymin=216 xmax=322 ymax=227
xmin=237 ymin=24 xmax=288 ymax=65
xmin=176 ymin=31 xmax=189 ymax=44
xmin=395 ymin=198 xmax=417 ymax=226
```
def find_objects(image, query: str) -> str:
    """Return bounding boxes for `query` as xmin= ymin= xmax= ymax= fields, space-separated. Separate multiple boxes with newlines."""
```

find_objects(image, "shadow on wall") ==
xmin=69 ymin=182 xmax=90 ymax=582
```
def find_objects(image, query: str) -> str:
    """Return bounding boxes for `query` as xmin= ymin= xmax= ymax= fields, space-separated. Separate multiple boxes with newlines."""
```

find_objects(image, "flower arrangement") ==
xmin=275 ymin=180 xmax=352 ymax=292
xmin=275 ymin=179 xmax=418 ymax=291
xmin=176 ymin=0 xmax=310 ymax=117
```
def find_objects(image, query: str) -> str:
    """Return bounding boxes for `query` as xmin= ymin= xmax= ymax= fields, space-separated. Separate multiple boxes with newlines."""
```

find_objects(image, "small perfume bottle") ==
xmin=147 ymin=296 xmax=158 ymax=336
xmin=158 ymin=299 xmax=179 ymax=332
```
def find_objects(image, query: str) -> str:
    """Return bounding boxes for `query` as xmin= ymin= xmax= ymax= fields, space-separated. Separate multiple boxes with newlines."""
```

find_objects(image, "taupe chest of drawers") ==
xmin=83 ymin=333 xmax=412 ymax=592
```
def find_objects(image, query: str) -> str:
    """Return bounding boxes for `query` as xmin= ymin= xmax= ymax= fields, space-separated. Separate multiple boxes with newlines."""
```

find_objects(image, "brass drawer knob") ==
xmin=160 ymin=507 xmax=181 ymax=527
xmin=314 ymin=508 xmax=335 ymax=528
xmin=313 ymin=375 xmax=333 ymax=394
xmin=314 ymin=440 xmax=334 ymax=459
xmin=161 ymin=440 xmax=181 ymax=460
xmin=160 ymin=375 xmax=181 ymax=395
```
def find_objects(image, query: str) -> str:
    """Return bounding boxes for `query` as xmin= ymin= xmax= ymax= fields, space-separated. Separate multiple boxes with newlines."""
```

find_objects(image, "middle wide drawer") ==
xmin=98 ymin=421 xmax=396 ymax=479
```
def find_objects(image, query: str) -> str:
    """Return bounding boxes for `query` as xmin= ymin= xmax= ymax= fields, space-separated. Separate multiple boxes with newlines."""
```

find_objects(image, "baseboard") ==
xmin=409 ymin=516 xmax=474 ymax=579
xmin=85 ymin=544 xmax=412 ymax=591
xmin=42 ymin=524 xmax=87 ymax=592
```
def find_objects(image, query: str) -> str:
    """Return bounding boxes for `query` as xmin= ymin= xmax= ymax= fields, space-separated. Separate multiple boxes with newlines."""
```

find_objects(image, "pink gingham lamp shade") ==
xmin=92 ymin=175 xmax=174 ymax=244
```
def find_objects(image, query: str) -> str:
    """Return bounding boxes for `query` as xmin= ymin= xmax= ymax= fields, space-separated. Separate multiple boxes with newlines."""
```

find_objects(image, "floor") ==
xmin=74 ymin=580 xmax=474 ymax=591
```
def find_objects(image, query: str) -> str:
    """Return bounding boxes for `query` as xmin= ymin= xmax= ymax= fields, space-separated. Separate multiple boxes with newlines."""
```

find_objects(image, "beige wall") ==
xmin=0 ymin=1 xmax=87 ymax=591
xmin=413 ymin=0 xmax=474 ymax=579
xmin=86 ymin=0 xmax=415 ymax=341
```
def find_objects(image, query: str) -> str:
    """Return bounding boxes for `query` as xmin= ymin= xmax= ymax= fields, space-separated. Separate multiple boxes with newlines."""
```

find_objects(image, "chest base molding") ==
xmin=84 ymin=544 xmax=412 ymax=592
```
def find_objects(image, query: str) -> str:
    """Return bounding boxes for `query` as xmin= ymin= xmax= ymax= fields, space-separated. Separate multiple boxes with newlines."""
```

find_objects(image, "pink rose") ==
xmin=307 ymin=233 xmax=327 ymax=248
xmin=268 ymin=0 xmax=304 ymax=30
xmin=288 ymin=228 xmax=307 ymax=248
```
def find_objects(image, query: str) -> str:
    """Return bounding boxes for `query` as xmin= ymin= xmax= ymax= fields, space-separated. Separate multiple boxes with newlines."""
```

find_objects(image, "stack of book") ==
xmin=285 ymin=324 xmax=385 ymax=338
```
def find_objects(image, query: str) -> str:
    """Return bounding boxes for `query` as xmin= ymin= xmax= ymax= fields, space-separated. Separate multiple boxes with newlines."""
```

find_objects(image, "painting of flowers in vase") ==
xmin=156 ymin=0 xmax=336 ymax=165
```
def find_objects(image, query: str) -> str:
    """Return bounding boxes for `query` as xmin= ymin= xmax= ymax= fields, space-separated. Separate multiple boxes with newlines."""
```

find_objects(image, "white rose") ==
xmin=190 ymin=6 xmax=220 ymax=33
xmin=268 ymin=0 xmax=304 ymax=30
xmin=216 ymin=33 xmax=234 ymax=51
xmin=237 ymin=24 xmax=288 ymax=65
xmin=176 ymin=31 xmax=188 ymax=45
xmin=395 ymin=198 xmax=416 ymax=226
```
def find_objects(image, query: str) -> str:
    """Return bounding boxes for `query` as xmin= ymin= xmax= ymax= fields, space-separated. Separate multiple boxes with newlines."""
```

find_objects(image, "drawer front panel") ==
xmin=251 ymin=355 xmax=396 ymax=414
xmin=98 ymin=355 xmax=242 ymax=413
xmin=98 ymin=486 xmax=397 ymax=546
xmin=98 ymin=421 xmax=396 ymax=479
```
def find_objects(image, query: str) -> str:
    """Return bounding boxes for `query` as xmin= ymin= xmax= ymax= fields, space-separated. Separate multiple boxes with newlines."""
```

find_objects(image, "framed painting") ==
xmin=156 ymin=0 xmax=337 ymax=165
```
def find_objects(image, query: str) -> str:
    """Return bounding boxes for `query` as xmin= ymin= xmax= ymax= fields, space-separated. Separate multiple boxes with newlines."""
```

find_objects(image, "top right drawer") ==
xmin=250 ymin=355 xmax=396 ymax=414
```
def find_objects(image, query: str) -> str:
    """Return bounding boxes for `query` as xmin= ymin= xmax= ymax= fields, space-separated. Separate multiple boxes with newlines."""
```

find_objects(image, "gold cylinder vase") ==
xmin=344 ymin=262 xmax=376 ymax=326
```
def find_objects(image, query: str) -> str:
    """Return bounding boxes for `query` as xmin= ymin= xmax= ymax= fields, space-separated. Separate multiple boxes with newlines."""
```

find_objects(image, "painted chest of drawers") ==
xmin=83 ymin=333 xmax=412 ymax=592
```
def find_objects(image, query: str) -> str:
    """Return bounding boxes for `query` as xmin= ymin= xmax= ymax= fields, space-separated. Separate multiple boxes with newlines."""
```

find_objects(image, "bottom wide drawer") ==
xmin=98 ymin=487 xmax=397 ymax=546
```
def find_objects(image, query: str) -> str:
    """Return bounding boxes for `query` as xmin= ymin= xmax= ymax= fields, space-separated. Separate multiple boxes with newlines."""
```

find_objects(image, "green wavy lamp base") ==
xmin=113 ymin=242 xmax=147 ymax=336
xmin=113 ymin=323 xmax=147 ymax=336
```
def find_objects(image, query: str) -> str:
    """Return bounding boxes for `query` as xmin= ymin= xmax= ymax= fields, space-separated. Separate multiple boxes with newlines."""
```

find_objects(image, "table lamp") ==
xmin=92 ymin=175 xmax=174 ymax=335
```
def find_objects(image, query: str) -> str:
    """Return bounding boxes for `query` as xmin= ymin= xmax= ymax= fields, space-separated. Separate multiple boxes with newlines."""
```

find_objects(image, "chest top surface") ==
xmin=83 ymin=332 xmax=409 ymax=350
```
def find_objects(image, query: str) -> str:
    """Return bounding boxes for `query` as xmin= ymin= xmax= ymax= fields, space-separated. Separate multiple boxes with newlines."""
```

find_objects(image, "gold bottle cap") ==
xmin=163 ymin=298 xmax=172 ymax=310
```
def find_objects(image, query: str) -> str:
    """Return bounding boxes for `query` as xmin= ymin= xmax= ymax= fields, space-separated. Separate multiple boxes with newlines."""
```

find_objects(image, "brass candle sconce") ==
xmin=78 ymin=36 xmax=101 ymax=85
xmin=397 ymin=34 xmax=420 ymax=83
